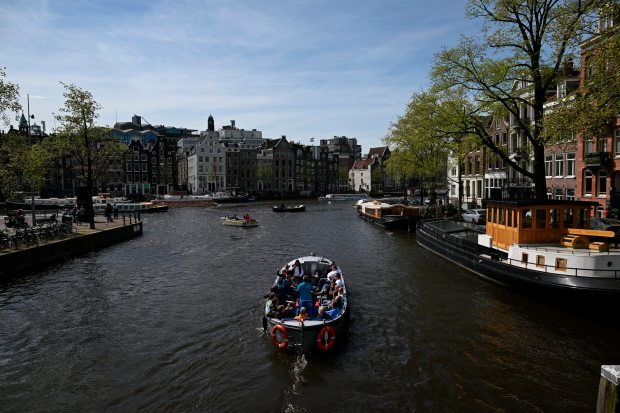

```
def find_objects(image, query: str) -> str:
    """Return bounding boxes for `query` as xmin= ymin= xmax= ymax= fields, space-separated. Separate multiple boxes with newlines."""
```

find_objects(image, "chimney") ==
xmin=231 ymin=120 xmax=236 ymax=128
xmin=41 ymin=121 xmax=46 ymax=132
xmin=132 ymin=115 xmax=141 ymax=125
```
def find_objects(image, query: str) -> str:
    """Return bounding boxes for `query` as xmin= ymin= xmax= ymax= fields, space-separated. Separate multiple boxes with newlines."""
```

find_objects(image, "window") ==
xmin=536 ymin=255 xmax=545 ymax=268
xmin=566 ymin=153 xmax=576 ymax=176
xmin=550 ymin=208 xmax=560 ymax=228
xmin=599 ymin=171 xmax=607 ymax=196
xmin=585 ymin=139 xmax=593 ymax=153
xmin=522 ymin=209 xmax=532 ymax=228
xmin=616 ymin=128 xmax=620 ymax=155
xmin=555 ymin=154 xmax=564 ymax=176
xmin=536 ymin=209 xmax=547 ymax=229
xmin=554 ymin=188 xmax=563 ymax=200
xmin=566 ymin=188 xmax=575 ymax=201
xmin=521 ymin=253 xmax=529 ymax=265
xmin=599 ymin=137 xmax=608 ymax=152
xmin=555 ymin=258 xmax=567 ymax=272
xmin=564 ymin=208 xmax=574 ymax=228
xmin=545 ymin=155 xmax=553 ymax=177
xmin=584 ymin=170 xmax=593 ymax=195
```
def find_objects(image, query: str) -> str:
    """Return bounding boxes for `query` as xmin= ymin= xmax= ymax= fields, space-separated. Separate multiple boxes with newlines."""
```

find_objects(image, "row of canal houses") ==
xmin=449 ymin=14 xmax=620 ymax=218
xmin=4 ymin=111 xmax=402 ymax=198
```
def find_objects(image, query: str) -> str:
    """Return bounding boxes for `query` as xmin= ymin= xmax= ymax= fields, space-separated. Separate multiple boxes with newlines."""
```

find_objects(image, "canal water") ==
xmin=1 ymin=203 xmax=620 ymax=412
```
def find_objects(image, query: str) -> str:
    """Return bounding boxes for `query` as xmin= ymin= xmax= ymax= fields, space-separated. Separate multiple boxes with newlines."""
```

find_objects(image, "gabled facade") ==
xmin=349 ymin=157 xmax=376 ymax=193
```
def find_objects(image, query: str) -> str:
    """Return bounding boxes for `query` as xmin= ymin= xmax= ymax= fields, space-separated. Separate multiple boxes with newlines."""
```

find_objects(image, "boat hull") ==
xmin=416 ymin=219 xmax=620 ymax=298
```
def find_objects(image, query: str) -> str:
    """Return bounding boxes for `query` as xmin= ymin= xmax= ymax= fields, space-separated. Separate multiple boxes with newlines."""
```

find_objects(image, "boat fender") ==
xmin=316 ymin=326 xmax=336 ymax=351
xmin=271 ymin=324 xmax=288 ymax=349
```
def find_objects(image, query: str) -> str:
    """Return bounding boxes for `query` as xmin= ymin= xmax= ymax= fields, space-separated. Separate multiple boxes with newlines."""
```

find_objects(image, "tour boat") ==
xmin=318 ymin=193 xmax=369 ymax=202
xmin=263 ymin=255 xmax=349 ymax=355
xmin=221 ymin=216 xmax=259 ymax=227
xmin=357 ymin=199 xmax=422 ymax=230
xmin=416 ymin=199 xmax=620 ymax=298
xmin=93 ymin=201 xmax=169 ymax=214
xmin=272 ymin=204 xmax=306 ymax=213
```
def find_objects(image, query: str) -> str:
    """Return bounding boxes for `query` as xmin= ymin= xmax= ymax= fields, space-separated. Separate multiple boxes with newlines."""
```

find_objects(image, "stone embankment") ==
xmin=0 ymin=217 xmax=143 ymax=279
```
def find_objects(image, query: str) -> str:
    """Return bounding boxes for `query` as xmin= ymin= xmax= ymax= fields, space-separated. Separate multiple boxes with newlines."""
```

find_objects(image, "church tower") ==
xmin=208 ymin=115 xmax=214 ymax=132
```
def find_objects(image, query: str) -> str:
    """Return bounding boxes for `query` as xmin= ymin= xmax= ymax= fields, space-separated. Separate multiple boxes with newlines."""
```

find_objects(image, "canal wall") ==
xmin=0 ymin=222 xmax=143 ymax=279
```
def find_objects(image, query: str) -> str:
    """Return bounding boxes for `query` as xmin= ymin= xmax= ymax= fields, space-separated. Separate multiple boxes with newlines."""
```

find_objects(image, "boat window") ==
xmin=564 ymin=208 xmax=574 ymax=228
xmin=522 ymin=209 xmax=532 ymax=229
xmin=536 ymin=255 xmax=545 ymax=268
xmin=499 ymin=208 xmax=505 ymax=225
xmin=555 ymin=258 xmax=567 ymax=272
xmin=577 ymin=208 xmax=588 ymax=229
xmin=521 ymin=252 xmax=528 ymax=264
xmin=550 ymin=209 xmax=560 ymax=228
xmin=507 ymin=209 xmax=513 ymax=227
xmin=512 ymin=208 xmax=518 ymax=227
xmin=535 ymin=209 xmax=546 ymax=229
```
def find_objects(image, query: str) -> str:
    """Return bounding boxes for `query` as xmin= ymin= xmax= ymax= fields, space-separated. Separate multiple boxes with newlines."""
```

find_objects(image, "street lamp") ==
xmin=27 ymin=93 xmax=36 ymax=225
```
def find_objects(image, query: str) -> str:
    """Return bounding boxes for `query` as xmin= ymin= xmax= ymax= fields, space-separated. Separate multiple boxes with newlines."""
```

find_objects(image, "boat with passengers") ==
xmin=416 ymin=199 xmax=620 ymax=298
xmin=221 ymin=214 xmax=259 ymax=227
xmin=263 ymin=254 xmax=349 ymax=354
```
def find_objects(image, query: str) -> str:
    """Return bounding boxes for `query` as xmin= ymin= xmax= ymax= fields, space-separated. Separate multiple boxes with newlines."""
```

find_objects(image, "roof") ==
xmin=484 ymin=199 xmax=599 ymax=208
xmin=352 ymin=158 xmax=375 ymax=169
xmin=368 ymin=146 xmax=388 ymax=158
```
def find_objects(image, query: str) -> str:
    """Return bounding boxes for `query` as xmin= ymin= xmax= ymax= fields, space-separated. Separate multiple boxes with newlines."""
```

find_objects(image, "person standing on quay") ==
xmin=113 ymin=202 xmax=119 ymax=219
xmin=104 ymin=203 xmax=114 ymax=224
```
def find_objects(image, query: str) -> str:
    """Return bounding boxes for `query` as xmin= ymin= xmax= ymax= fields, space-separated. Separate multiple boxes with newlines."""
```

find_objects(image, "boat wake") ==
xmin=282 ymin=354 xmax=308 ymax=413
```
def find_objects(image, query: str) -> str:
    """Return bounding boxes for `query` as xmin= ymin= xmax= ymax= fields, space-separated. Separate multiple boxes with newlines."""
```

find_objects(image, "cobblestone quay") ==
xmin=0 ymin=216 xmax=143 ymax=279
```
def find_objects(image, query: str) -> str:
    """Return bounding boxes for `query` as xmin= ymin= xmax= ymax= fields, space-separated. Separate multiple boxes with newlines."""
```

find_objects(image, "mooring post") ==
xmin=597 ymin=365 xmax=620 ymax=413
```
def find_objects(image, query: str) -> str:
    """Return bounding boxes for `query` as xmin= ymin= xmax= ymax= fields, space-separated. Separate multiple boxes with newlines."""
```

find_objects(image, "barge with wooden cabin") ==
xmin=416 ymin=199 xmax=620 ymax=297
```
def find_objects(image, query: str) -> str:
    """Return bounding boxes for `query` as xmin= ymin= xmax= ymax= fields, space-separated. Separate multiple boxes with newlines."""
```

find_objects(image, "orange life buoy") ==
xmin=271 ymin=324 xmax=288 ymax=349
xmin=316 ymin=325 xmax=336 ymax=351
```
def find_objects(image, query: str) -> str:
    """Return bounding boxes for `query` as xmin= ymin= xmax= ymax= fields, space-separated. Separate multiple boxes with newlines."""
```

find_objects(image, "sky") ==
xmin=0 ymin=0 xmax=480 ymax=152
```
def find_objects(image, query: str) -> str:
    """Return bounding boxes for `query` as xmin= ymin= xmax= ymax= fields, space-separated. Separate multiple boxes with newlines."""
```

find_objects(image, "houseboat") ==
xmin=416 ymin=199 xmax=620 ymax=298
xmin=357 ymin=199 xmax=422 ymax=230
xmin=263 ymin=255 xmax=349 ymax=355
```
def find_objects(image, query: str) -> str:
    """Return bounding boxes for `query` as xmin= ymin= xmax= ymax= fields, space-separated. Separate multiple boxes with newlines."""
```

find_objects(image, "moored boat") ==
xmin=263 ymin=255 xmax=349 ymax=355
xmin=221 ymin=215 xmax=259 ymax=227
xmin=272 ymin=204 xmax=306 ymax=213
xmin=357 ymin=199 xmax=421 ymax=229
xmin=94 ymin=201 xmax=168 ymax=214
xmin=318 ymin=193 xmax=369 ymax=202
xmin=416 ymin=199 xmax=620 ymax=298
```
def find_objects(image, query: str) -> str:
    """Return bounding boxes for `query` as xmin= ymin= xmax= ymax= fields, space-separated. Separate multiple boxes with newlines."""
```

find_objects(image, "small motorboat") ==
xmin=263 ymin=254 xmax=349 ymax=355
xmin=221 ymin=215 xmax=259 ymax=227
xmin=272 ymin=204 xmax=306 ymax=213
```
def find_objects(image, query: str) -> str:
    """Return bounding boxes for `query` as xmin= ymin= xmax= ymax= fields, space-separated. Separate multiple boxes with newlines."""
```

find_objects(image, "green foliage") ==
xmin=431 ymin=0 xmax=600 ymax=198
xmin=0 ymin=67 xmax=21 ymax=128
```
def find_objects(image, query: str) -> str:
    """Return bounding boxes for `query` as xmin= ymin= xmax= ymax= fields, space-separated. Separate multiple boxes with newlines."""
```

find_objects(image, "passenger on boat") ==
xmin=295 ymin=307 xmax=309 ymax=320
xmin=265 ymin=293 xmax=281 ymax=317
xmin=317 ymin=306 xmax=331 ymax=320
xmin=296 ymin=275 xmax=316 ymax=316
xmin=291 ymin=260 xmax=304 ymax=282
xmin=243 ymin=212 xmax=252 ymax=221
xmin=275 ymin=273 xmax=294 ymax=302
xmin=282 ymin=302 xmax=296 ymax=318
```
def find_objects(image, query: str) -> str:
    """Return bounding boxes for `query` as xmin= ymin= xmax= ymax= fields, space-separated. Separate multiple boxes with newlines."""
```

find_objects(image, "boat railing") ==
xmin=495 ymin=256 xmax=620 ymax=279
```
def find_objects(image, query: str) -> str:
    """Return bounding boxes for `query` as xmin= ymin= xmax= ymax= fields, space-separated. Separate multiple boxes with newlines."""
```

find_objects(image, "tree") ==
xmin=432 ymin=0 xmax=599 ymax=199
xmin=384 ymin=88 xmax=478 ymax=207
xmin=544 ymin=6 xmax=620 ymax=143
xmin=54 ymin=83 xmax=125 ymax=229
xmin=0 ymin=67 xmax=21 ymax=128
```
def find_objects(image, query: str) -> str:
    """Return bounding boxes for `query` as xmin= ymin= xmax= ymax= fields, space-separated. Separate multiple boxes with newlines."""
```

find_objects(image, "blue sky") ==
xmin=0 ymin=0 xmax=479 ymax=151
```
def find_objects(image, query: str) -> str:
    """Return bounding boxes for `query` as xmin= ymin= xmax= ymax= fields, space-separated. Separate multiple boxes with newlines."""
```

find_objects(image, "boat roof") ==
xmin=484 ymin=199 xmax=599 ymax=208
